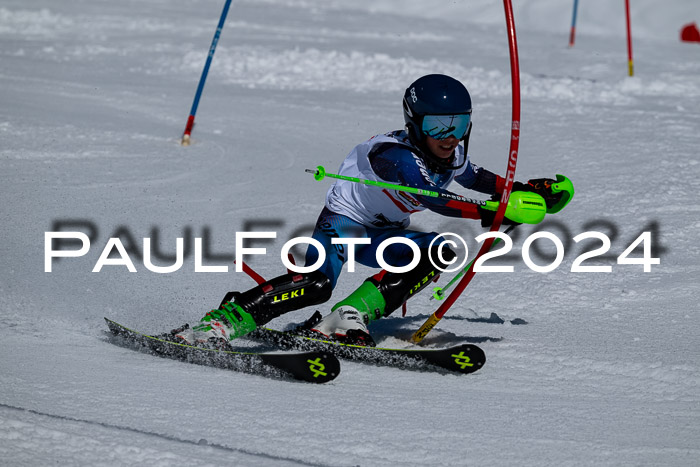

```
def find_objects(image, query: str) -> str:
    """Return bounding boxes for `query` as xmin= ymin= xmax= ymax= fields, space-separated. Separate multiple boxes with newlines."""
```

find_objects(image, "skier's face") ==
xmin=425 ymin=135 xmax=459 ymax=159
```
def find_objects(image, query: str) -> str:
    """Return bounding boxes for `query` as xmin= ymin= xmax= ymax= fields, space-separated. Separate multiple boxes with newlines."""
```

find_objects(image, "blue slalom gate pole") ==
xmin=181 ymin=0 xmax=232 ymax=146
xmin=568 ymin=0 xmax=579 ymax=47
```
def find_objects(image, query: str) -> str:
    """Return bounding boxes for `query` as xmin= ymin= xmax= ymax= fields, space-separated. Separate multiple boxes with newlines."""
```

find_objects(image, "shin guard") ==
xmin=222 ymin=270 xmax=332 ymax=325
xmin=371 ymin=245 xmax=456 ymax=316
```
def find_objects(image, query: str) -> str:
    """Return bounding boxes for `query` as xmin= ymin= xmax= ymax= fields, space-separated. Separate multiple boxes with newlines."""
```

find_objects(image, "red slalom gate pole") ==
xmin=624 ymin=0 xmax=634 ymax=76
xmin=411 ymin=0 xmax=521 ymax=343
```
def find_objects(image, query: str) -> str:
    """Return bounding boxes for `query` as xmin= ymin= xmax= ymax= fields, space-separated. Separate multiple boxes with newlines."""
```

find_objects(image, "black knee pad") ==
xmin=227 ymin=270 xmax=332 ymax=325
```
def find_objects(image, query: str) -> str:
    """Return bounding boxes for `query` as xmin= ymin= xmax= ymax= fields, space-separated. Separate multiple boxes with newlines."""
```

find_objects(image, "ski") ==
xmin=104 ymin=318 xmax=340 ymax=384
xmin=247 ymin=327 xmax=486 ymax=374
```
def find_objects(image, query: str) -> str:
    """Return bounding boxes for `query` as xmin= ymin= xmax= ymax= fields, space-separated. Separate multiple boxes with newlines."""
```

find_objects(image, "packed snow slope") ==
xmin=2 ymin=0 xmax=700 ymax=465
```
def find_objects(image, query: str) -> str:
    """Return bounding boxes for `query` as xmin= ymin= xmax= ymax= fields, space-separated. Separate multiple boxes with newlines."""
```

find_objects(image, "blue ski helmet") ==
xmin=402 ymin=74 xmax=472 ymax=171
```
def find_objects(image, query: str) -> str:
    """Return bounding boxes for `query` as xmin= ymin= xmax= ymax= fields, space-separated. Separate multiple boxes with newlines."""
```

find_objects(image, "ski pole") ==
xmin=307 ymin=166 xmax=546 ymax=226
xmin=306 ymin=166 xmax=488 ymax=206
xmin=430 ymin=224 xmax=517 ymax=301
xmin=181 ymin=0 xmax=232 ymax=146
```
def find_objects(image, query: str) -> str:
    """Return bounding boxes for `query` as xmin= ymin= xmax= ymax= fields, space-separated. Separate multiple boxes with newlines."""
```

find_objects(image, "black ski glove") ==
xmin=513 ymin=178 xmax=563 ymax=210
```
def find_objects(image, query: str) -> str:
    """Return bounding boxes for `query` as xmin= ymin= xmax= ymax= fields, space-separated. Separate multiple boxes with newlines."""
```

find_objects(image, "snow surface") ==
xmin=2 ymin=0 xmax=700 ymax=465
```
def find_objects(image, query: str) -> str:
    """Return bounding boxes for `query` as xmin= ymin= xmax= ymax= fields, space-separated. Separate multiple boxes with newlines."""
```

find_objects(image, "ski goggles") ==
xmin=421 ymin=114 xmax=471 ymax=140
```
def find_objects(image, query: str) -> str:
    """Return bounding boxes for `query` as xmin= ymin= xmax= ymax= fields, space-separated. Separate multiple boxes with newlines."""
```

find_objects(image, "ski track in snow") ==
xmin=2 ymin=0 xmax=700 ymax=465
xmin=0 ymin=404 xmax=323 ymax=467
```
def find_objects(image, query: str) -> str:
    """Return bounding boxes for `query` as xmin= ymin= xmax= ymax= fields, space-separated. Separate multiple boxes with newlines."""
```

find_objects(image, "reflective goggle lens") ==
xmin=421 ymin=114 xmax=471 ymax=140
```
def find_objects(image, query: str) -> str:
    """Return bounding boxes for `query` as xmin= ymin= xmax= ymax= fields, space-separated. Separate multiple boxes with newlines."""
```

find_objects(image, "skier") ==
xmin=173 ymin=74 xmax=568 ymax=348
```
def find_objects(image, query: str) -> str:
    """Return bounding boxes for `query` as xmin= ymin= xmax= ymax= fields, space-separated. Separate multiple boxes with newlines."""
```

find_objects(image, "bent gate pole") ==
xmin=411 ymin=0 xmax=522 ymax=343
